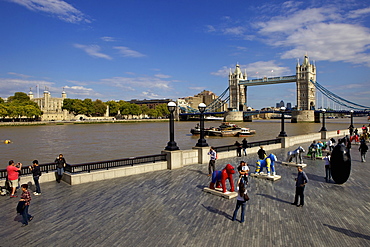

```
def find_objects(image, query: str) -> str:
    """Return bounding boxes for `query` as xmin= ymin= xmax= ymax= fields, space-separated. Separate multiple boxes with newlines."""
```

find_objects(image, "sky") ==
xmin=0 ymin=0 xmax=369 ymax=110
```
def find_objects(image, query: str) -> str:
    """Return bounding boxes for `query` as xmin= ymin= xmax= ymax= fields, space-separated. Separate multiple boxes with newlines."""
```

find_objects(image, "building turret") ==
xmin=28 ymin=88 xmax=34 ymax=99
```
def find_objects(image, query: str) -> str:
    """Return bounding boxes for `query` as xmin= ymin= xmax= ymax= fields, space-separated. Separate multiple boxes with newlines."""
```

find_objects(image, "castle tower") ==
xmin=296 ymin=55 xmax=316 ymax=110
xmin=62 ymin=88 xmax=67 ymax=99
xmin=28 ymin=88 xmax=33 ymax=99
xmin=228 ymin=64 xmax=247 ymax=111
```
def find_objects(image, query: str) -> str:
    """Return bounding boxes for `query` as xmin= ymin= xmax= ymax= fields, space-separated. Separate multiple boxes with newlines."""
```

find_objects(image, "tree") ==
xmin=106 ymin=100 xmax=120 ymax=116
xmin=93 ymin=99 xmax=107 ymax=116
xmin=83 ymin=99 xmax=94 ymax=116
xmin=0 ymin=104 xmax=8 ymax=118
xmin=7 ymin=92 xmax=30 ymax=103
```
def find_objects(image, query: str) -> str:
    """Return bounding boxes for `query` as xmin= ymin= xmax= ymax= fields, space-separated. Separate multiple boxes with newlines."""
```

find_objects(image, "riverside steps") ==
xmin=0 ymin=136 xmax=369 ymax=246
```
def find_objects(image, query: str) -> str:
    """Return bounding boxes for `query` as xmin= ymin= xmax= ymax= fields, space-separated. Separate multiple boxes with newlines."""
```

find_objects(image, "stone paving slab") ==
xmin=0 ymin=140 xmax=369 ymax=247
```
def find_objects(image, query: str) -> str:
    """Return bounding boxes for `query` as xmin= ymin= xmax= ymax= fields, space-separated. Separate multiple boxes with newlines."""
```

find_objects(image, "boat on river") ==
xmin=238 ymin=128 xmax=256 ymax=137
xmin=190 ymin=122 xmax=256 ymax=137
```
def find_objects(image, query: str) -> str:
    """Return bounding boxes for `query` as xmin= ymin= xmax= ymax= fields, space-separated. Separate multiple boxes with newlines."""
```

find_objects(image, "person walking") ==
xmin=29 ymin=160 xmax=42 ymax=195
xmin=257 ymin=146 xmax=266 ymax=160
xmin=19 ymin=184 xmax=33 ymax=227
xmin=242 ymin=138 xmax=248 ymax=156
xmin=323 ymin=153 xmax=331 ymax=182
xmin=235 ymin=141 xmax=242 ymax=157
xmin=207 ymin=147 xmax=217 ymax=176
xmin=7 ymin=160 xmax=22 ymax=198
xmin=55 ymin=154 xmax=66 ymax=183
xmin=309 ymin=140 xmax=318 ymax=160
xmin=291 ymin=166 xmax=308 ymax=207
xmin=232 ymin=182 xmax=249 ymax=223
xmin=359 ymin=139 xmax=368 ymax=162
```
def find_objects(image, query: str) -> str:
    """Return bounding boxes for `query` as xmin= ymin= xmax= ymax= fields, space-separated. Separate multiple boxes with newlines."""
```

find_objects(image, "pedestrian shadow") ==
xmin=256 ymin=194 xmax=291 ymax=204
xmin=323 ymin=224 xmax=370 ymax=240
xmin=201 ymin=204 xmax=233 ymax=220
xmin=13 ymin=214 xmax=22 ymax=223
xmin=189 ymin=169 xmax=207 ymax=176
xmin=305 ymin=172 xmax=327 ymax=183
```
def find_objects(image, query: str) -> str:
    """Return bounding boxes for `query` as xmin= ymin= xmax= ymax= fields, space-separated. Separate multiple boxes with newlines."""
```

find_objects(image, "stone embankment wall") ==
xmin=17 ymin=129 xmax=350 ymax=186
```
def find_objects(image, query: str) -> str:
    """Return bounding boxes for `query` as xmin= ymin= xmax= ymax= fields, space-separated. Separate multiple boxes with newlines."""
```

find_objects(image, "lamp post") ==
xmin=165 ymin=102 xmax=179 ymax=151
xmin=196 ymin=103 xmax=209 ymax=147
xmin=278 ymin=106 xmax=287 ymax=137
xmin=349 ymin=110 xmax=354 ymax=128
xmin=320 ymin=109 xmax=327 ymax=132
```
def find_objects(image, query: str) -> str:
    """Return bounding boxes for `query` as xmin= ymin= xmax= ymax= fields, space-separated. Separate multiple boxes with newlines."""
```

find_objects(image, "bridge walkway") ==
xmin=0 ymin=141 xmax=369 ymax=247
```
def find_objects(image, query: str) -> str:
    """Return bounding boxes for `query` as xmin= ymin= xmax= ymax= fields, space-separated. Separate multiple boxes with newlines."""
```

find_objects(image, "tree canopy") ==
xmin=0 ymin=92 xmax=42 ymax=120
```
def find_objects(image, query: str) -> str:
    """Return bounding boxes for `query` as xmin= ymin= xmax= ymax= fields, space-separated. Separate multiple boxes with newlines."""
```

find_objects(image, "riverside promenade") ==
xmin=0 ymin=140 xmax=369 ymax=247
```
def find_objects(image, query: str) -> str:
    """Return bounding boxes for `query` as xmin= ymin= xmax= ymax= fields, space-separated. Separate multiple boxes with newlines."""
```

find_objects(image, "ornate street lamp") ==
xmin=278 ymin=106 xmax=287 ymax=137
xmin=196 ymin=103 xmax=209 ymax=147
xmin=320 ymin=109 xmax=327 ymax=132
xmin=349 ymin=110 xmax=354 ymax=128
xmin=165 ymin=102 xmax=179 ymax=151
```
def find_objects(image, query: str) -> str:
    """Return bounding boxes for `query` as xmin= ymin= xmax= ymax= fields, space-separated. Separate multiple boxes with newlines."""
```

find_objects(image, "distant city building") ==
xmin=28 ymin=89 xmax=73 ymax=121
xmin=183 ymin=90 xmax=227 ymax=111
xmin=286 ymin=102 xmax=292 ymax=110
xmin=128 ymin=99 xmax=172 ymax=109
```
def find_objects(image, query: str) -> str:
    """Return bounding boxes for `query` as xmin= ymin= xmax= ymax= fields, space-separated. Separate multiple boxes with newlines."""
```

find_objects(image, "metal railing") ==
xmin=0 ymin=162 xmax=56 ymax=180
xmin=65 ymin=154 xmax=167 ymax=174
xmin=0 ymin=154 xmax=167 ymax=179
xmin=214 ymin=138 xmax=281 ymax=153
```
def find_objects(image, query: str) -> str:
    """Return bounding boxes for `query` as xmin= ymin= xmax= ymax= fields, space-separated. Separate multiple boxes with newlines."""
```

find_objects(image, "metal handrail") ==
xmin=214 ymin=138 xmax=281 ymax=153
xmin=0 ymin=154 xmax=167 ymax=179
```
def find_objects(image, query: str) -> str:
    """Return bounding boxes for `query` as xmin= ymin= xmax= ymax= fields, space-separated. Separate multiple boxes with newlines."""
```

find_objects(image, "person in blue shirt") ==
xmin=291 ymin=166 xmax=309 ymax=207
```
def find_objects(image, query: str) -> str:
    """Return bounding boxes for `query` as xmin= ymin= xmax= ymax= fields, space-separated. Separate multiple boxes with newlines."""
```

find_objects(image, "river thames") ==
xmin=0 ymin=117 xmax=368 ymax=168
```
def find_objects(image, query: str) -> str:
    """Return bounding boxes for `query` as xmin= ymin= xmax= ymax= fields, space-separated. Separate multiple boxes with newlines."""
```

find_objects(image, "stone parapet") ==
xmin=15 ymin=129 xmax=351 ymax=186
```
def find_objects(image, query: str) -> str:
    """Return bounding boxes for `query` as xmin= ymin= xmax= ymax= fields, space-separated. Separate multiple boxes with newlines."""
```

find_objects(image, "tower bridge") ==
xmin=179 ymin=54 xmax=369 ymax=122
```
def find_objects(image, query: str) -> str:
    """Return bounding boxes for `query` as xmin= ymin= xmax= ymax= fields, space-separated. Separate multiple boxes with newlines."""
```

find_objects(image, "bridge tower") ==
xmin=296 ymin=55 xmax=316 ymax=110
xmin=228 ymin=63 xmax=247 ymax=111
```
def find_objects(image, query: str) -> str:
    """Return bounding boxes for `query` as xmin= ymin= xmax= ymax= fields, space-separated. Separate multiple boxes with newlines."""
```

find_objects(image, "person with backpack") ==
xmin=232 ymin=181 xmax=249 ymax=223
xmin=29 ymin=160 xmax=42 ymax=195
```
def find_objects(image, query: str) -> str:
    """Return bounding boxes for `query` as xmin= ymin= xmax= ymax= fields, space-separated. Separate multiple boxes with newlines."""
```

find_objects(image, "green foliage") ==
xmin=0 ymin=92 xmax=42 ymax=120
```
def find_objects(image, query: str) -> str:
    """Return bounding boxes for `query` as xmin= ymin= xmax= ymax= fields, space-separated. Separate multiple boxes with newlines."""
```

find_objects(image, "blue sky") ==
xmin=0 ymin=0 xmax=369 ymax=109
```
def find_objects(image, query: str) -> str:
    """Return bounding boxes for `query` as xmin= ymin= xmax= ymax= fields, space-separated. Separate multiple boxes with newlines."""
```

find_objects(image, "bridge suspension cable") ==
xmin=310 ymin=80 xmax=370 ymax=110
xmin=205 ymin=87 xmax=229 ymax=112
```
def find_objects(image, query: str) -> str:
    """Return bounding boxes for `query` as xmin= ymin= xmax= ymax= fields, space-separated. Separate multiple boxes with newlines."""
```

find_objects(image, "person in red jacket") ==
xmin=7 ymin=160 xmax=22 ymax=198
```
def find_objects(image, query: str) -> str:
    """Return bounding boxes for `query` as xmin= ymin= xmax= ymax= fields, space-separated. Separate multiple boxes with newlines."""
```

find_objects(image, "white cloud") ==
xmin=211 ymin=61 xmax=291 ymax=78
xmin=8 ymin=72 xmax=33 ymax=78
xmin=155 ymin=74 xmax=171 ymax=79
xmin=74 ymin=44 xmax=112 ymax=60
xmin=9 ymin=0 xmax=90 ymax=23
xmin=0 ymin=77 xmax=54 ymax=98
xmin=101 ymin=36 xmax=116 ymax=42
xmin=141 ymin=91 xmax=159 ymax=98
xmin=206 ymin=4 xmax=370 ymax=67
xmin=114 ymin=46 xmax=146 ymax=58
xmin=189 ymin=86 xmax=206 ymax=91
xmin=100 ymin=76 xmax=172 ymax=90
xmin=347 ymin=7 xmax=370 ymax=19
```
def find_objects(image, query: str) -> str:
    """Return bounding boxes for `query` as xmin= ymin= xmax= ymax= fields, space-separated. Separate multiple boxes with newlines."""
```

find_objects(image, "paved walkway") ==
xmin=1 ymin=141 xmax=369 ymax=247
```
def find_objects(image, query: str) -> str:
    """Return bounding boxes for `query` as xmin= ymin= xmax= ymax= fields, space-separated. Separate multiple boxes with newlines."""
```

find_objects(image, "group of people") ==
xmin=234 ymin=138 xmax=248 ymax=157
xmin=5 ymin=154 xmax=67 ymax=227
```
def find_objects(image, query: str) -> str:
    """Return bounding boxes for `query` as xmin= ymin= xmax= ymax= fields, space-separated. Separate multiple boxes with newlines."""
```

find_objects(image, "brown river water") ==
xmin=0 ymin=117 xmax=368 ymax=169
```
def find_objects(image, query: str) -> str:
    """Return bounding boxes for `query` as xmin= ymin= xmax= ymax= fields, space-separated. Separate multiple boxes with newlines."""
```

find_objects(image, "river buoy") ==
xmin=4 ymin=140 xmax=11 ymax=144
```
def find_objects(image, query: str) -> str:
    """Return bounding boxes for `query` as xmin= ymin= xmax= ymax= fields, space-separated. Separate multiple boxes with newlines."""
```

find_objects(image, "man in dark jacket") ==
xmin=291 ymin=166 xmax=309 ymax=207
xmin=55 ymin=154 xmax=66 ymax=183
xmin=257 ymin=146 xmax=266 ymax=160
